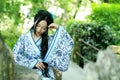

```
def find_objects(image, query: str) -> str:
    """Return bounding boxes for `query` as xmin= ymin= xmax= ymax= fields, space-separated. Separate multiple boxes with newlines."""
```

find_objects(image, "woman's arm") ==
xmin=13 ymin=34 xmax=46 ymax=70
xmin=48 ymin=23 xmax=58 ymax=29
xmin=12 ymin=34 xmax=28 ymax=67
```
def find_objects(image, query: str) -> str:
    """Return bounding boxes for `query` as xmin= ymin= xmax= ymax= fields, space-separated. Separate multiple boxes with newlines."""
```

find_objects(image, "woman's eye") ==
xmin=37 ymin=25 xmax=40 ymax=27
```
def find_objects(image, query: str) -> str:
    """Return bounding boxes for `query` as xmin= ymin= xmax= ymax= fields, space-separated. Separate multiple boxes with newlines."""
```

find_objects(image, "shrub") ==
xmin=88 ymin=3 xmax=120 ymax=44
xmin=66 ymin=20 xmax=116 ymax=67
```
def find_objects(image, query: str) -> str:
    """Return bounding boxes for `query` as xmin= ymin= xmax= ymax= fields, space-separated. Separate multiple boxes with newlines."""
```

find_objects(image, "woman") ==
xmin=13 ymin=10 xmax=73 ymax=80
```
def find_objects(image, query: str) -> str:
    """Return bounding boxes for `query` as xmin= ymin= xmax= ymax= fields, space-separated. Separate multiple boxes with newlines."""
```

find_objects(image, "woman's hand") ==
xmin=35 ymin=61 xmax=46 ymax=70
xmin=48 ymin=23 xmax=58 ymax=29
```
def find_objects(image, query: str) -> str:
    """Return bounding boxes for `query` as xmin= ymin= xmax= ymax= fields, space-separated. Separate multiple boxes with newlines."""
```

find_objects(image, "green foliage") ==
xmin=66 ymin=20 xmax=116 ymax=67
xmin=109 ymin=0 xmax=120 ymax=3
xmin=88 ymin=3 xmax=120 ymax=45
xmin=1 ymin=26 xmax=22 ymax=49
xmin=0 ymin=0 xmax=46 ymax=49
xmin=57 ymin=0 xmax=81 ymax=12
xmin=0 ymin=0 xmax=21 ymax=25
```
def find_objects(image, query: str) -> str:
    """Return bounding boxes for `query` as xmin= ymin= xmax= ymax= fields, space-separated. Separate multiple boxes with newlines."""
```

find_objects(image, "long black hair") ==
xmin=31 ymin=10 xmax=53 ymax=59
xmin=31 ymin=10 xmax=53 ymax=77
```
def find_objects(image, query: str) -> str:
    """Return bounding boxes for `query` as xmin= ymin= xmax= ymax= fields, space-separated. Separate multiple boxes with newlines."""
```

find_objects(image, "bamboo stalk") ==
xmin=79 ymin=39 xmax=99 ymax=51
xmin=76 ymin=52 xmax=90 ymax=62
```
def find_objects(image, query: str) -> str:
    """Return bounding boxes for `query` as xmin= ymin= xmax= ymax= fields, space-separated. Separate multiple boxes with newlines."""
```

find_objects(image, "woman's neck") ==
xmin=32 ymin=32 xmax=41 ymax=42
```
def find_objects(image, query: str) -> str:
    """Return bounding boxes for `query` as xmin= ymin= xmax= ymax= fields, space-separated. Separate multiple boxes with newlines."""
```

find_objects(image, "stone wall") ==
xmin=82 ymin=48 xmax=120 ymax=80
xmin=0 ymin=35 xmax=14 ymax=80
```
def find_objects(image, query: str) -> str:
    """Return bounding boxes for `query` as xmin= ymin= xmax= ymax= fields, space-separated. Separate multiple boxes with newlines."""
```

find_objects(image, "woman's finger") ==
xmin=48 ymin=23 xmax=58 ymax=29
xmin=37 ymin=62 xmax=46 ymax=70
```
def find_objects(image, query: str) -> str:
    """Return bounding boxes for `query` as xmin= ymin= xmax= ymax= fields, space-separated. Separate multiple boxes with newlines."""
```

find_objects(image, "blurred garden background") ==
xmin=0 ymin=0 xmax=120 ymax=72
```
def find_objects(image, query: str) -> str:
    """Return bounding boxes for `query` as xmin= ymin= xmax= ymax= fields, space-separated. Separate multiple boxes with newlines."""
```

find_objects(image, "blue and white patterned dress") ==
xmin=13 ymin=26 xmax=73 ymax=80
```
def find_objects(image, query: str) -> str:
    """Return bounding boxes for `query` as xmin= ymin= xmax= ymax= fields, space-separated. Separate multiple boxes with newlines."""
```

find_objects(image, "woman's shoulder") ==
xmin=19 ymin=33 xmax=26 ymax=38
xmin=18 ymin=31 xmax=30 ymax=40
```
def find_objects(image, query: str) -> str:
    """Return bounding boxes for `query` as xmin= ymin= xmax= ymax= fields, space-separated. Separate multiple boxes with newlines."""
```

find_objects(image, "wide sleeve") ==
xmin=44 ymin=25 xmax=74 ymax=71
xmin=48 ymin=26 xmax=74 ymax=47
xmin=12 ymin=34 xmax=29 ymax=67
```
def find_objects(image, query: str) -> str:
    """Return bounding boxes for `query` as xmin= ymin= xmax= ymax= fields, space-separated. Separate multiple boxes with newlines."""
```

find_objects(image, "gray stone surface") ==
xmin=14 ymin=65 xmax=41 ymax=80
xmin=62 ymin=48 xmax=120 ymax=80
xmin=62 ymin=61 xmax=84 ymax=80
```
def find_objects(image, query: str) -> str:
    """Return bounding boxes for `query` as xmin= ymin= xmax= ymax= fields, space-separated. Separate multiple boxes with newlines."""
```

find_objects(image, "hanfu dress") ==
xmin=13 ymin=26 xmax=74 ymax=80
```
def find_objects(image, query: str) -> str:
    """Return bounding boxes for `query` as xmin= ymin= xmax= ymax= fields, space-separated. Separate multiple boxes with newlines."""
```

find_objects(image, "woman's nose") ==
xmin=38 ymin=27 xmax=41 ymax=31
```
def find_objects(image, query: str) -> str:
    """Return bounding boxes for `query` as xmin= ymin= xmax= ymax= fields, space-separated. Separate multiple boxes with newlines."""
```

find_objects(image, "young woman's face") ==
xmin=35 ymin=20 xmax=47 ymax=36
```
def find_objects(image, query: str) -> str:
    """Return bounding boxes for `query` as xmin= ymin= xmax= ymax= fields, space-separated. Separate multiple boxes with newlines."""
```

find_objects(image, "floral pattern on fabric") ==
xmin=13 ymin=26 xmax=73 ymax=80
xmin=43 ymin=27 xmax=74 ymax=72
xmin=13 ymin=31 xmax=55 ymax=80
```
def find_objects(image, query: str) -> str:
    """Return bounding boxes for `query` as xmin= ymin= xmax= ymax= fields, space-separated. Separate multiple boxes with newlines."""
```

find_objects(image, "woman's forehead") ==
xmin=38 ymin=20 xmax=47 ymax=27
